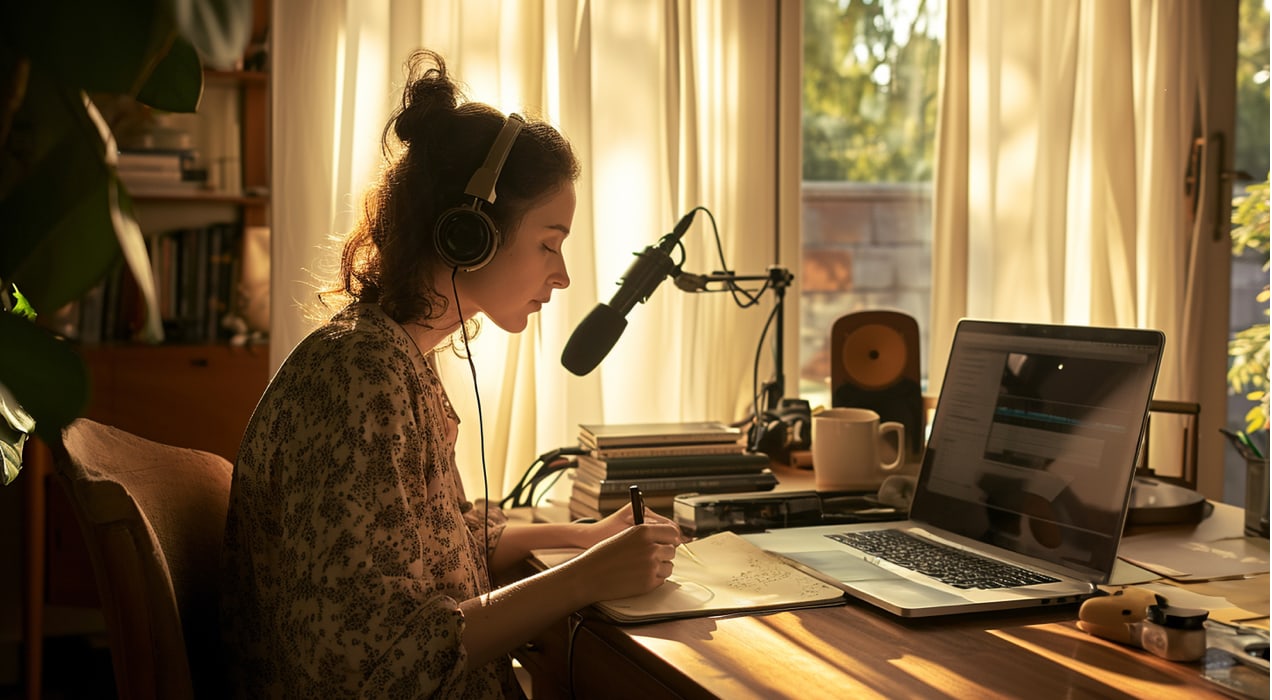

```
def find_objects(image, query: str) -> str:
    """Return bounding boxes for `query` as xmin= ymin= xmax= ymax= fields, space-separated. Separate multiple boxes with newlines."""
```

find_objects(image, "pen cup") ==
xmin=1244 ymin=456 xmax=1269 ymax=538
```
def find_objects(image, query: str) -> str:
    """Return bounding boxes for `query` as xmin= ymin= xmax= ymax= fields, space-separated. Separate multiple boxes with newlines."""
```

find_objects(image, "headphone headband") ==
xmin=464 ymin=113 xmax=525 ymax=204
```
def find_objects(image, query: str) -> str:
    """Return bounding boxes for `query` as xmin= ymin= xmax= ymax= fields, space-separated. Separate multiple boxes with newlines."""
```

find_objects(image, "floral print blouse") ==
xmin=221 ymin=303 xmax=521 ymax=698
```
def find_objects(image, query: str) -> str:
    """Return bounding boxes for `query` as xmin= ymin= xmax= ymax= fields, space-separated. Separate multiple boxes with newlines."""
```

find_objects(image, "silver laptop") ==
xmin=743 ymin=319 xmax=1165 ymax=617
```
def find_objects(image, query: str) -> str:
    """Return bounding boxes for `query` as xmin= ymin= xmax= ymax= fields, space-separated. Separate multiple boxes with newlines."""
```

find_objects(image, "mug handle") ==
xmin=879 ymin=421 xmax=906 ymax=472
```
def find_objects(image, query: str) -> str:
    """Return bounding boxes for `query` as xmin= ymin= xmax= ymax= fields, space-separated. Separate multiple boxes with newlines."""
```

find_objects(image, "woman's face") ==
xmin=458 ymin=182 xmax=576 ymax=332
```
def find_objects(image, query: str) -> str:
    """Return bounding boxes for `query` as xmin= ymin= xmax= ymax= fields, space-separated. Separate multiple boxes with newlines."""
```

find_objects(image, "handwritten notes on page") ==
xmin=532 ymin=530 xmax=846 ymax=623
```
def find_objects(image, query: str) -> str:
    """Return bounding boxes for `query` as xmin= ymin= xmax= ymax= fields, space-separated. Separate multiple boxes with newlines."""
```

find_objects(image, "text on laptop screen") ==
xmin=911 ymin=322 xmax=1163 ymax=582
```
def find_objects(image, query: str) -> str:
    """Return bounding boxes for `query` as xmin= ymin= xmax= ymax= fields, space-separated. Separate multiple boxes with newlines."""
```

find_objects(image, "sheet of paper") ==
xmin=1118 ymin=533 xmax=1270 ymax=582
xmin=1108 ymin=557 xmax=1162 ymax=585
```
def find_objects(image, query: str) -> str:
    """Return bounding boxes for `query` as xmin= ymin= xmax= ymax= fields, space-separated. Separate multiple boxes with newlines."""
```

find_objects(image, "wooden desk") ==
xmin=514 ymin=496 xmax=1269 ymax=699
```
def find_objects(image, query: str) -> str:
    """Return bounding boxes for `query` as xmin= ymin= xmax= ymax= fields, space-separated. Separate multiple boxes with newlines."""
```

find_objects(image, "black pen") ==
xmin=630 ymin=484 xmax=645 ymax=525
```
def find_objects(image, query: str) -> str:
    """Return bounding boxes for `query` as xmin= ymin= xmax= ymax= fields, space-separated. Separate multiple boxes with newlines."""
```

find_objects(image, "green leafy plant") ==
xmin=0 ymin=0 xmax=254 ymax=483
xmin=1228 ymin=174 xmax=1270 ymax=434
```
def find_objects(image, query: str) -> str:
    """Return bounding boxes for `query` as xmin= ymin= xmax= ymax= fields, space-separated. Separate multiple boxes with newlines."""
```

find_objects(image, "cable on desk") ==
xmin=566 ymin=613 xmax=584 ymax=700
xmin=500 ymin=446 xmax=586 ymax=510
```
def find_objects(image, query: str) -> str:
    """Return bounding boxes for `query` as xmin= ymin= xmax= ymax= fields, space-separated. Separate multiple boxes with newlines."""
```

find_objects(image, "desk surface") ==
xmin=564 ymin=601 xmax=1252 ymax=699
xmin=517 ymin=467 xmax=1269 ymax=699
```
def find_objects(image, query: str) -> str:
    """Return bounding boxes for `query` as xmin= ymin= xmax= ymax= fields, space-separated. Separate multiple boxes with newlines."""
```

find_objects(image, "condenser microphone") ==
xmin=561 ymin=210 xmax=697 ymax=375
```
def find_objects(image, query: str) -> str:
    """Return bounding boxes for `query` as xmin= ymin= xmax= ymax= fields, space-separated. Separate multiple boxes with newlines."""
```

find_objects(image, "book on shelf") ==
xmin=117 ymin=148 xmax=208 ymax=193
xmin=575 ymin=452 xmax=772 ymax=480
xmin=579 ymin=421 xmax=743 ymax=449
xmin=205 ymin=225 xmax=234 ymax=340
xmin=77 ymin=283 xmax=105 ymax=345
xmin=119 ymin=168 xmax=183 ymax=184
xmin=531 ymin=531 xmax=846 ymax=624
xmin=116 ymin=148 xmax=196 ymax=172
xmin=123 ymin=182 xmax=208 ymax=196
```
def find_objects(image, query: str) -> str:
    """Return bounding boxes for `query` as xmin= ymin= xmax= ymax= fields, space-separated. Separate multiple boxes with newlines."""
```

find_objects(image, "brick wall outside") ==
xmin=798 ymin=182 xmax=932 ymax=404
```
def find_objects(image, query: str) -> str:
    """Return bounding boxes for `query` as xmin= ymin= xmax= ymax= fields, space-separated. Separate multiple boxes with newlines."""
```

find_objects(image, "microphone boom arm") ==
xmin=675 ymin=265 xmax=794 ymax=412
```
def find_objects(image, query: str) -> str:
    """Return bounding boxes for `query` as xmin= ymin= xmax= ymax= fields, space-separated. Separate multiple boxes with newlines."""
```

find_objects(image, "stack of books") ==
xmin=116 ymin=149 xmax=205 ymax=194
xmin=569 ymin=421 xmax=777 ymax=520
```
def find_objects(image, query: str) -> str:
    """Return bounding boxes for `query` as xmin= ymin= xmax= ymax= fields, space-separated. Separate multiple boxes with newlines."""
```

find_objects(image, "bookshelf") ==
xmin=75 ymin=0 xmax=274 ymax=450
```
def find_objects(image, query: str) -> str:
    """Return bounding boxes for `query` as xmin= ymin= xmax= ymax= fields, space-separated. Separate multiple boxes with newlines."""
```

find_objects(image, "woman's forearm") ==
xmin=460 ymin=521 xmax=680 ymax=666
xmin=488 ymin=521 xmax=592 ymax=573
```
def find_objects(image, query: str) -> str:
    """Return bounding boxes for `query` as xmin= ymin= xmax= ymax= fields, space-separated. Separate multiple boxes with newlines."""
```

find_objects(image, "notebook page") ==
xmin=532 ymin=530 xmax=845 ymax=623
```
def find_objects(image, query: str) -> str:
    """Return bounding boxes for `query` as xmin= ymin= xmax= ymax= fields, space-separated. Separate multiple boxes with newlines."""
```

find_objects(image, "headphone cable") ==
xmin=450 ymin=267 xmax=493 ymax=593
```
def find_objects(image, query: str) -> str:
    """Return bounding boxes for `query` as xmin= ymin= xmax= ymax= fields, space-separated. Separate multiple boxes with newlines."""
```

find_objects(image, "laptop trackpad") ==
xmin=785 ymin=550 xmax=970 ymax=607
xmin=786 ymin=550 xmax=895 ymax=582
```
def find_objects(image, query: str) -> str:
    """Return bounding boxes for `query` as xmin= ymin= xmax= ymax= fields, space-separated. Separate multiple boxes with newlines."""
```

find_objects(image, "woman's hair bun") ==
xmin=392 ymin=49 xmax=462 ymax=146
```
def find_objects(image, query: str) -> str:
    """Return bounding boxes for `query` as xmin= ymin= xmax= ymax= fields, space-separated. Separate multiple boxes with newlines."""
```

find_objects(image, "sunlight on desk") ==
xmin=990 ymin=624 xmax=1209 ymax=700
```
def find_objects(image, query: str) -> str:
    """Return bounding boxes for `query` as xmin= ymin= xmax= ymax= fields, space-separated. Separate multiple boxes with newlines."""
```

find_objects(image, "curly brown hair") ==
xmin=322 ymin=49 xmax=580 ymax=327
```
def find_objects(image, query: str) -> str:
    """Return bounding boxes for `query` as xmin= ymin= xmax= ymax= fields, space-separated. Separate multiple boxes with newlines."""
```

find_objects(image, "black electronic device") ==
xmin=674 ymin=490 xmax=823 ymax=536
xmin=433 ymin=113 xmax=524 ymax=271
xmin=674 ymin=488 xmax=907 ymax=536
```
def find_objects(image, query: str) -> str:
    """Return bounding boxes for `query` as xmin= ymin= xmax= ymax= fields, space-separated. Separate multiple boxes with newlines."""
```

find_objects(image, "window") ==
xmin=799 ymin=1 xmax=1259 ymax=506
xmin=799 ymin=0 xmax=944 ymax=407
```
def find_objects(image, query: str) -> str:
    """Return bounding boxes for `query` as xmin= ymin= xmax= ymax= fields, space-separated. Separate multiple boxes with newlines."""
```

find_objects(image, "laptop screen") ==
xmin=910 ymin=320 xmax=1165 ymax=583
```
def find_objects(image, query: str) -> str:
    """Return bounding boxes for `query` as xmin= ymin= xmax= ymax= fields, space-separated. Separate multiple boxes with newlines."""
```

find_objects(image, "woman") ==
xmin=221 ymin=49 xmax=682 ymax=698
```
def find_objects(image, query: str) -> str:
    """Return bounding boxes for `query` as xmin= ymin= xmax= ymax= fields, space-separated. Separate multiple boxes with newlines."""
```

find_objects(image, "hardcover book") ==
xmin=572 ymin=468 xmax=779 ymax=497
xmin=590 ymin=441 xmax=747 ymax=459
xmin=575 ymin=452 xmax=772 ymax=480
xmin=568 ymin=492 xmax=679 ymax=520
xmin=579 ymin=421 xmax=743 ymax=449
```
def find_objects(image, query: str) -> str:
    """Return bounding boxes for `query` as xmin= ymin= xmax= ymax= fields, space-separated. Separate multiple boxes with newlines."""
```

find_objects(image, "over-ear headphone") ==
xmin=433 ymin=112 xmax=525 ymax=271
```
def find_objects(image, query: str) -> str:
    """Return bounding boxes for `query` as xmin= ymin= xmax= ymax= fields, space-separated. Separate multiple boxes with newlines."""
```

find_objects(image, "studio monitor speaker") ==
xmin=830 ymin=310 xmax=924 ymax=459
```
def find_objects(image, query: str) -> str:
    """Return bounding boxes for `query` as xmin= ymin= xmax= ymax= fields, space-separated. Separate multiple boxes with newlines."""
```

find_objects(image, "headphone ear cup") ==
xmin=434 ymin=205 xmax=499 ymax=271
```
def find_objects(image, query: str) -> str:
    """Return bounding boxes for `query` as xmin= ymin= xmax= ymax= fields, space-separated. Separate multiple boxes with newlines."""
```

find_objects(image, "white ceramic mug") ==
xmin=812 ymin=407 xmax=906 ymax=492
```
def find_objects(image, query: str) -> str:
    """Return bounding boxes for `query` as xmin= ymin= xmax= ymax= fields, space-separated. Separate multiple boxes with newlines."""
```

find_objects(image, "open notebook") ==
xmin=531 ymin=531 xmax=846 ymax=623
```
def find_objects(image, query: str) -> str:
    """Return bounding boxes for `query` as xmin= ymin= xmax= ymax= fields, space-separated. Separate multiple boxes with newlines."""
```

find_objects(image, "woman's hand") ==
xmin=565 ymin=519 xmax=683 ymax=602
xmin=582 ymin=502 xmax=683 ymax=546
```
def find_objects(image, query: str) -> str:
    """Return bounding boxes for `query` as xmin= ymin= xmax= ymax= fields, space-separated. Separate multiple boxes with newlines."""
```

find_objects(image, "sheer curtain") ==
xmin=931 ymin=0 xmax=1232 ymax=487
xmin=270 ymin=1 xmax=790 ymax=500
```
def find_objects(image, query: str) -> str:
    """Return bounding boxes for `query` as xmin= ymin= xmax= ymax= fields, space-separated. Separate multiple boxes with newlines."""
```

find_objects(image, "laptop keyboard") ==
xmin=827 ymin=529 xmax=1061 ymax=590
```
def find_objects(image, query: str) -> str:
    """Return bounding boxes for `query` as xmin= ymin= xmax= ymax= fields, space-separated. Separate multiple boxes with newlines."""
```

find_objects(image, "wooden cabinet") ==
xmin=78 ymin=343 xmax=269 ymax=461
